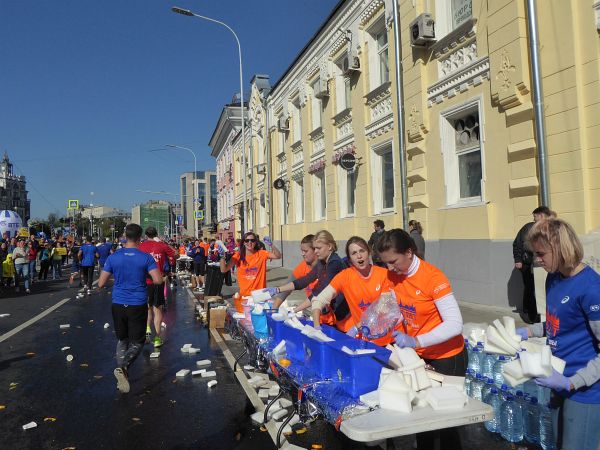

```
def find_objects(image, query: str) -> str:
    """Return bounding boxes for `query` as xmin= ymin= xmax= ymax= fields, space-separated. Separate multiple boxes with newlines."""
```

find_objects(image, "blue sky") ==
xmin=0 ymin=0 xmax=339 ymax=220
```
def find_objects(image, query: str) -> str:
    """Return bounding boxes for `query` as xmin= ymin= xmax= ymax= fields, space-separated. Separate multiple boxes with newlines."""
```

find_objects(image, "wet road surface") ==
xmin=0 ymin=279 xmax=274 ymax=450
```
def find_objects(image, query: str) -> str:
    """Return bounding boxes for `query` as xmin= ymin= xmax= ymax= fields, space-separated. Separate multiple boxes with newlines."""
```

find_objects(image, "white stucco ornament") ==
xmin=0 ymin=210 xmax=23 ymax=238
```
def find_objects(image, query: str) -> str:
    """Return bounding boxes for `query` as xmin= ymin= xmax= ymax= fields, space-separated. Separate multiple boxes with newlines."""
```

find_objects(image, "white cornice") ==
xmin=359 ymin=0 xmax=384 ymax=26
xmin=427 ymin=56 xmax=490 ymax=107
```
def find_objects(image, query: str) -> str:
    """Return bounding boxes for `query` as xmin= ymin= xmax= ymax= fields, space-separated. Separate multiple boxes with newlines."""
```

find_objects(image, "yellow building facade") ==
xmin=232 ymin=0 xmax=600 ymax=308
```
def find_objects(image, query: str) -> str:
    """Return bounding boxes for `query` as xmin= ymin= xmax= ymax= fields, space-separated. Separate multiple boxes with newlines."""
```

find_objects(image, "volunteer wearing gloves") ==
xmin=268 ymin=230 xmax=346 ymax=325
xmin=516 ymin=218 xmax=600 ymax=450
xmin=377 ymin=228 xmax=465 ymax=450
xmin=220 ymin=231 xmax=281 ymax=312
xmin=310 ymin=236 xmax=393 ymax=340
xmin=271 ymin=234 xmax=318 ymax=309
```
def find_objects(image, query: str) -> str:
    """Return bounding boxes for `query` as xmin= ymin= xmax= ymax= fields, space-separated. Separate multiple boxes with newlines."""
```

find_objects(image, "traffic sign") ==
xmin=67 ymin=199 xmax=79 ymax=210
xmin=195 ymin=210 xmax=204 ymax=220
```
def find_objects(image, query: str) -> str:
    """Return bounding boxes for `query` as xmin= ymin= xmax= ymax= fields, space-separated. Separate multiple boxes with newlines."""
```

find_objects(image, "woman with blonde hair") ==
xmin=268 ymin=230 xmax=348 ymax=326
xmin=516 ymin=218 xmax=600 ymax=450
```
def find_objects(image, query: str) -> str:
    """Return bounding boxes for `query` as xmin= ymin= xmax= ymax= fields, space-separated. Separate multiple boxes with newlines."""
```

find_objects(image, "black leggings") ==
xmin=417 ymin=346 xmax=468 ymax=450
xmin=81 ymin=265 xmax=94 ymax=288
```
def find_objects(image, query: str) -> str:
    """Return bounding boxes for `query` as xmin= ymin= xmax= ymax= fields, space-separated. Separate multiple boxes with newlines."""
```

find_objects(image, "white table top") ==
xmin=340 ymin=399 xmax=493 ymax=442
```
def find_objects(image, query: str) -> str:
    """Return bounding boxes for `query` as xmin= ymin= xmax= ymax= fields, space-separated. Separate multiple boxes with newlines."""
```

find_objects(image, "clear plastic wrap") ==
xmin=359 ymin=291 xmax=403 ymax=339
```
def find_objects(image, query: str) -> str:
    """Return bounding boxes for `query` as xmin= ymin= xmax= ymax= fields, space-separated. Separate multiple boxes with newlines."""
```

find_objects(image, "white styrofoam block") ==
xmin=196 ymin=359 xmax=211 ymax=366
xmin=520 ymin=351 xmax=552 ymax=378
xmin=413 ymin=392 xmax=429 ymax=408
xmin=425 ymin=369 xmax=445 ymax=383
xmin=502 ymin=316 xmax=516 ymax=338
xmin=442 ymin=375 xmax=467 ymax=393
xmin=386 ymin=344 xmax=402 ymax=369
xmin=504 ymin=372 xmax=530 ymax=388
xmin=249 ymin=378 xmax=269 ymax=388
xmin=250 ymin=411 xmax=265 ymax=425
xmin=243 ymin=365 xmax=254 ymax=370
xmin=552 ymin=355 xmax=566 ymax=374
xmin=425 ymin=386 xmax=467 ymax=411
xmin=279 ymin=398 xmax=293 ymax=408
xmin=149 ymin=352 xmax=160 ymax=358
xmin=60 ymin=324 xmax=70 ymax=329
xmin=493 ymin=319 xmax=521 ymax=350
xmin=359 ymin=390 xmax=380 ymax=408
xmin=192 ymin=369 xmax=206 ymax=376
xmin=22 ymin=421 xmax=37 ymax=430
xmin=258 ymin=389 xmax=270 ymax=399
xmin=182 ymin=343 xmax=193 ymax=349
xmin=520 ymin=340 xmax=545 ymax=353
xmin=268 ymin=385 xmax=280 ymax=396
xmin=104 ymin=323 xmax=110 ymax=329
xmin=187 ymin=348 xmax=200 ymax=354
xmin=201 ymin=371 xmax=217 ymax=377
xmin=341 ymin=346 xmax=355 ymax=355
xmin=379 ymin=389 xmax=413 ymax=413
xmin=273 ymin=340 xmax=286 ymax=355
xmin=413 ymin=366 xmax=432 ymax=391
xmin=355 ymin=349 xmax=376 ymax=355
xmin=181 ymin=347 xmax=190 ymax=353
xmin=485 ymin=326 xmax=518 ymax=355
xmin=483 ymin=339 xmax=514 ymax=356
xmin=272 ymin=409 xmax=288 ymax=421
xmin=251 ymin=289 xmax=272 ymax=302
xmin=395 ymin=347 xmax=420 ymax=366
xmin=61 ymin=346 xmax=70 ymax=351
xmin=176 ymin=369 xmax=190 ymax=377
xmin=503 ymin=358 xmax=526 ymax=379
xmin=207 ymin=380 xmax=217 ymax=388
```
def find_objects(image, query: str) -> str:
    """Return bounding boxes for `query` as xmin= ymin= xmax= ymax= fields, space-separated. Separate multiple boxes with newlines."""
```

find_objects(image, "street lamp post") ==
xmin=165 ymin=144 xmax=198 ymax=239
xmin=171 ymin=6 xmax=247 ymax=233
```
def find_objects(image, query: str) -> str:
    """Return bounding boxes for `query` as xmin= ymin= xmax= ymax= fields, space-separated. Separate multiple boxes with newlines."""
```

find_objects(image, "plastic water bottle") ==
xmin=515 ymin=390 xmax=527 ymax=424
xmin=500 ymin=394 xmax=524 ymax=443
xmin=359 ymin=291 xmax=403 ymax=339
xmin=522 ymin=379 xmax=537 ymax=398
xmin=500 ymin=383 xmax=511 ymax=400
xmin=481 ymin=352 xmax=496 ymax=379
xmin=468 ymin=347 xmax=482 ymax=374
xmin=492 ymin=355 xmax=509 ymax=387
xmin=524 ymin=396 xmax=540 ymax=444
xmin=539 ymin=403 xmax=557 ymax=450
xmin=464 ymin=369 xmax=473 ymax=396
xmin=537 ymin=384 xmax=552 ymax=406
xmin=483 ymin=387 xmax=502 ymax=433
xmin=481 ymin=377 xmax=494 ymax=402
xmin=471 ymin=373 xmax=485 ymax=401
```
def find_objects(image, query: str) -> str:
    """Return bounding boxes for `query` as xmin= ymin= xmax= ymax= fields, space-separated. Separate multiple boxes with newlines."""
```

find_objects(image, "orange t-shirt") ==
xmin=200 ymin=242 xmax=210 ymax=254
xmin=231 ymin=249 xmax=270 ymax=297
xmin=330 ymin=266 xmax=395 ymax=341
xmin=292 ymin=261 xmax=318 ymax=299
xmin=387 ymin=259 xmax=464 ymax=360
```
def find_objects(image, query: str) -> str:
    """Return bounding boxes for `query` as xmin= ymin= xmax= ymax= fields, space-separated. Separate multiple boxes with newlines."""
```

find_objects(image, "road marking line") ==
xmin=0 ymin=297 xmax=71 ymax=343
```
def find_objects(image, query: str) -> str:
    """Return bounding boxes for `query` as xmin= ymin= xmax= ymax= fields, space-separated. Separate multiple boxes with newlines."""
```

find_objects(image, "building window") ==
xmin=292 ymin=99 xmax=302 ymax=143
xmin=335 ymin=56 xmax=352 ymax=113
xmin=311 ymin=79 xmax=323 ymax=131
xmin=371 ymin=142 xmax=395 ymax=214
xmin=440 ymin=98 xmax=484 ymax=205
xmin=339 ymin=166 xmax=357 ymax=218
xmin=278 ymin=117 xmax=286 ymax=152
xmin=294 ymin=178 xmax=304 ymax=223
xmin=368 ymin=19 xmax=389 ymax=91
xmin=313 ymin=171 xmax=326 ymax=221
xmin=435 ymin=0 xmax=472 ymax=37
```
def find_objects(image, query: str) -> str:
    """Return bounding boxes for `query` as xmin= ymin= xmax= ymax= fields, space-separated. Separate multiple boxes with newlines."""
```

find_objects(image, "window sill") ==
xmin=439 ymin=199 xmax=489 ymax=210
xmin=373 ymin=209 xmax=396 ymax=217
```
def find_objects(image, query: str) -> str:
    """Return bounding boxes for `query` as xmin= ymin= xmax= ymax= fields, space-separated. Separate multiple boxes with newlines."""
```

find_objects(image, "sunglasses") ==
xmin=244 ymin=238 xmax=256 ymax=243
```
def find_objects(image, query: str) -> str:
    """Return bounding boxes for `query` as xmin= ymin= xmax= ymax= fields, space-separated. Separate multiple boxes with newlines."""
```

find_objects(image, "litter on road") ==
xmin=149 ymin=352 xmax=160 ymax=358
xmin=66 ymin=355 xmax=73 ymax=362
xmin=59 ymin=324 xmax=70 ymax=329
xmin=176 ymin=369 xmax=190 ymax=377
xmin=0 ymin=313 xmax=10 ymax=318
xmin=207 ymin=380 xmax=217 ymax=388
xmin=61 ymin=347 xmax=70 ymax=351
xmin=104 ymin=323 xmax=110 ymax=329
xmin=196 ymin=359 xmax=211 ymax=367
xmin=22 ymin=421 xmax=37 ymax=430
xmin=200 ymin=371 xmax=216 ymax=378
xmin=192 ymin=369 xmax=206 ymax=376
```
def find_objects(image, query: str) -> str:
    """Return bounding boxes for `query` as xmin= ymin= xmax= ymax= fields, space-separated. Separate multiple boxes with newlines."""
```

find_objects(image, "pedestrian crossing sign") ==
xmin=67 ymin=199 xmax=79 ymax=210
xmin=195 ymin=210 xmax=204 ymax=220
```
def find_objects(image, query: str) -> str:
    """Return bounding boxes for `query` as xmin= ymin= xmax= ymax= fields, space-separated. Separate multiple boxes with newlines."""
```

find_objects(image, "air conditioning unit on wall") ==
xmin=342 ymin=51 xmax=360 ymax=75
xmin=278 ymin=116 xmax=289 ymax=131
xmin=410 ymin=13 xmax=436 ymax=47
xmin=314 ymin=78 xmax=329 ymax=99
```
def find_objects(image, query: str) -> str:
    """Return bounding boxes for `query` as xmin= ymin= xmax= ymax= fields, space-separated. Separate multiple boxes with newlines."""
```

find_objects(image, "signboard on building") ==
xmin=67 ymin=199 xmax=79 ymax=210
xmin=177 ymin=215 xmax=183 ymax=225
xmin=339 ymin=153 xmax=357 ymax=171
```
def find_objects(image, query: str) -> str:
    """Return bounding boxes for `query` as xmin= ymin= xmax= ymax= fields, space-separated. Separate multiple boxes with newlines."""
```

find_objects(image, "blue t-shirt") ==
xmin=188 ymin=247 xmax=206 ymax=264
xmin=97 ymin=243 xmax=113 ymax=265
xmin=103 ymin=248 xmax=157 ymax=306
xmin=545 ymin=266 xmax=600 ymax=403
xmin=80 ymin=243 xmax=98 ymax=266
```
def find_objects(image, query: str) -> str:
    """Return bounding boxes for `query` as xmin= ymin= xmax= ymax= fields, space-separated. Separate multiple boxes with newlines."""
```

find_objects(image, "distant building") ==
xmin=80 ymin=205 xmax=127 ymax=219
xmin=131 ymin=200 xmax=176 ymax=237
xmin=0 ymin=152 xmax=30 ymax=221
xmin=179 ymin=170 xmax=217 ymax=238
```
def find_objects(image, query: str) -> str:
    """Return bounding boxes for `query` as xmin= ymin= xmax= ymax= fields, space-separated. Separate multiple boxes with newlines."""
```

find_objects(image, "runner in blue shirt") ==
xmin=97 ymin=238 xmax=113 ymax=272
xmin=518 ymin=218 xmax=600 ymax=450
xmin=78 ymin=236 xmax=99 ymax=295
xmin=98 ymin=223 xmax=162 ymax=394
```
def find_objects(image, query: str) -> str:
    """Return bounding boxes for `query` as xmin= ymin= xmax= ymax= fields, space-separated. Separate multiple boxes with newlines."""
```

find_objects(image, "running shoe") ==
xmin=145 ymin=327 xmax=152 ymax=343
xmin=153 ymin=336 xmax=163 ymax=347
xmin=114 ymin=367 xmax=130 ymax=393
xmin=87 ymin=289 xmax=91 ymax=295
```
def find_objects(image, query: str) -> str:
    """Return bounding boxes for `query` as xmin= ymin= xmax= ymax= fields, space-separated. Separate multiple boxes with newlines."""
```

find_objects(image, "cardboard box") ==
xmin=209 ymin=308 xmax=226 ymax=329
xmin=204 ymin=295 xmax=223 ymax=311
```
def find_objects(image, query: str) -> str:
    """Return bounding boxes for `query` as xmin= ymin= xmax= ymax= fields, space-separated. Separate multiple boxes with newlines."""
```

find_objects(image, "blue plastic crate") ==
xmin=266 ymin=311 xmax=285 ymax=342
xmin=301 ymin=325 xmax=353 ymax=378
xmin=279 ymin=319 xmax=309 ymax=362
xmin=327 ymin=339 xmax=392 ymax=398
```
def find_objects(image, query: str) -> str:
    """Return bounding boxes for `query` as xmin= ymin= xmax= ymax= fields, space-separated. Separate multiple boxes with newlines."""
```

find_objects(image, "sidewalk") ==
xmin=220 ymin=265 xmax=527 ymax=329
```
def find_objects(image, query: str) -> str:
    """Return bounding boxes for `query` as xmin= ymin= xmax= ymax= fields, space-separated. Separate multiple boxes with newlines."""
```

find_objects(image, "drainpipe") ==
xmin=526 ymin=0 xmax=550 ymax=207
xmin=392 ymin=0 xmax=409 ymax=230
xmin=264 ymin=98 xmax=274 ymax=241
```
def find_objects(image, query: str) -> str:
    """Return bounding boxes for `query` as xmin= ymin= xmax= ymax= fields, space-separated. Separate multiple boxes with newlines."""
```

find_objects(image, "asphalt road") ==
xmin=0 ymin=276 xmax=274 ymax=450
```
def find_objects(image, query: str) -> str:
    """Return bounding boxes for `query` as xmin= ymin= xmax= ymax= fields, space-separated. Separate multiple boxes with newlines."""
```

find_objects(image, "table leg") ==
xmin=276 ymin=409 xmax=296 ymax=448
xmin=263 ymin=390 xmax=284 ymax=424
xmin=233 ymin=348 xmax=247 ymax=372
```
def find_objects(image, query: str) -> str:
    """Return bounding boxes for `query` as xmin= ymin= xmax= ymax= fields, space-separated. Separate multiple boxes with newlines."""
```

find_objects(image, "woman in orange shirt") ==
xmin=310 ymin=236 xmax=394 ymax=342
xmin=377 ymin=228 xmax=465 ymax=450
xmin=220 ymin=231 xmax=281 ymax=311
